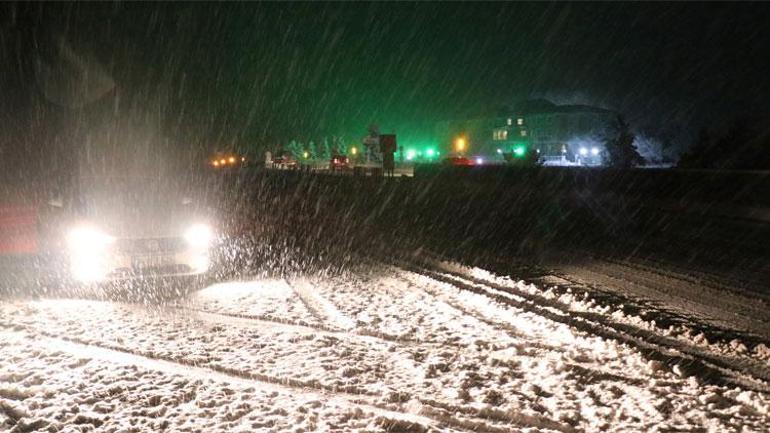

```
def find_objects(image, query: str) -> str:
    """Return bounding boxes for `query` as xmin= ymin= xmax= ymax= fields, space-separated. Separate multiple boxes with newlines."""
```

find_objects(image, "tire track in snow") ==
xmin=287 ymin=277 xmax=357 ymax=331
xmin=428 ymin=249 xmax=770 ymax=359
xmin=0 ymin=325 xmax=570 ymax=433
xmin=0 ymin=320 xmax=375 ymax=397
xmin=174 ymin=304 xmax=343 ymax=334
xmin=278 ymin=273 xmax=582 ymax=432
xmin=409 ymin=260 xmax=770 ymax=394
xmin=547 ymin=270 xmax=770 ymax=376
xmin=388 ymin=267 xmax=567 ymax=354
xmin=0 ymin=328 xmax=432 ymax=430
xmin=486 ymin=263 xmax=770 ymax=384
xmin=169 ymin=305 xmax=462 ymax=347
xmin=178 ymin=278 xmax=445 ymax=345
xmin=393 ymin=267 xmax=664 ymax=390
xmin=557 ymin=257 xmax=770 ymax=339
xmin=168 ymin=305 xmax=575 ymax=433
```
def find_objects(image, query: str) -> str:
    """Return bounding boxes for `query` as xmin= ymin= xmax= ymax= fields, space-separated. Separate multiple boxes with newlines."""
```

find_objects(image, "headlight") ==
xmin=66 ymin=226 xmax=114 ymax=282
xmin=67 ymin=226 xmax=115 ymax=253
xmin=185 ymin=223 xmax=213 ymax=248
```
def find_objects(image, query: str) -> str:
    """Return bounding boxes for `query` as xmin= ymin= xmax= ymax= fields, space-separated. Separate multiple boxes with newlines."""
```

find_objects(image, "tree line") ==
xmin=678 ymin=117 xmax=770 ymax=170
xmin=280 ymin=137 xmax=349 ymax=160
xmin=592 ymin=114 xmax=769 ymax=170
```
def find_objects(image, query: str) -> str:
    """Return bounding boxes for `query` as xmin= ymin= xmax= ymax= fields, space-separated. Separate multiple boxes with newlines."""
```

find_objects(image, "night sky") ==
xmin=2 ymin=2 xmax=770 ymax=157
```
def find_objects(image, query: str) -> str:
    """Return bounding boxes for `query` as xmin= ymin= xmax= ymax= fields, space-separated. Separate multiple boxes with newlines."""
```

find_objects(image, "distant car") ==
xmin=272 ymin=155 xmax=298 ymax=169
xmin=329 ymin=155 xmax=350 ymax=170
xmin=209 ymin=153 xmax=246 ymax=169
xmin=441 ymin=156 xmax=475 ymax=167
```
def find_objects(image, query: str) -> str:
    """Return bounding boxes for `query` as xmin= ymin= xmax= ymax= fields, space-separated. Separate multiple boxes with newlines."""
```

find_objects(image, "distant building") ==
xmin=435 ymin=99 xmax=616 ymax=165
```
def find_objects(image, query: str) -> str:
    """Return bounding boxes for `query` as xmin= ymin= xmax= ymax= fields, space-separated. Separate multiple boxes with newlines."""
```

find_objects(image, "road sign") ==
xmin=379 ymin=135 xmax=396 ymax=174
xmin=379 ymin=135 xmax=397 ymax=154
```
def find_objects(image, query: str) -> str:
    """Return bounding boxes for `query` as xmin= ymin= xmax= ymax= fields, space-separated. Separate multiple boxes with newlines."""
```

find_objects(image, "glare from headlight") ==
xmin=70 ymin=255 xmax=110 ymax=282
xmin=192 ymin=253 xmax=210 ymax=273
xmin=66 ymin=226 xmax=113 ymax=282
xmin=67 ymin=226 xmax=114 ymax=253
xmin=185 ymin=224 xmax=213 ymax=248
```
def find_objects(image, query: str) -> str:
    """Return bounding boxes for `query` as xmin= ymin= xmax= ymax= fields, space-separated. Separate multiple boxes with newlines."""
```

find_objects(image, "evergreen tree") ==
xmin=307 ymin=140 xmax=317 ymax=159
xmin=603 ymin=115 xmax=644 ymax=168
xmin=286 ymin=140 xmax=303 ymax=159
xmin=320 ymin=137 xmax=332 ymax=159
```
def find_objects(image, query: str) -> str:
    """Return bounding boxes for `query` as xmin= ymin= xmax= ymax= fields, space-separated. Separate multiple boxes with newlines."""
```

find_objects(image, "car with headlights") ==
xmin=329 ymin=154 xmax=350 ymax=171
xmin=441 ymin=156 xmax=475 ymax=167
xmin=40 ymin=176 xmax=216 ymax=284
xmin=272 ymin=155 xmax=299 ymax=169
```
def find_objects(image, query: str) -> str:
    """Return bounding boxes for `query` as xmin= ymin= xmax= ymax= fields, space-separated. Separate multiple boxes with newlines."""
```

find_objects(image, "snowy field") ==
xmin=2 ymin=260 xmax=770 ymax=432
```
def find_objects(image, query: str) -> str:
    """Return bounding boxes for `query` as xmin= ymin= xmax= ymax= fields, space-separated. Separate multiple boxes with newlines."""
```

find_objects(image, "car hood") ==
xmin=81 ymin=202 xmax=209 ymax=239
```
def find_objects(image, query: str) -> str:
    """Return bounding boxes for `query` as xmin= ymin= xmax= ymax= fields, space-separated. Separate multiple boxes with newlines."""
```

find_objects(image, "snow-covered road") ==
xmin=2 ymin=261 xmax=770 ymax=432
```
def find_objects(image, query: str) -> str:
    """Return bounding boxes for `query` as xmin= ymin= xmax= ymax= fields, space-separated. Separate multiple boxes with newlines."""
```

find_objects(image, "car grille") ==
xmin=115 ymin=237 xmax=186 ymax=255
xmin=109 ymin=264 xmax=192 ymax=278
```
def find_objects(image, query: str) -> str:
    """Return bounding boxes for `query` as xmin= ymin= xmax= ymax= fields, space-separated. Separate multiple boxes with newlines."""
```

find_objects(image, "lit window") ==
xmin=520 ymin=130 xmax=527 ymax=137
xmin=502 ymin=130 xmax=508 ymax=140
xmin=507 ymin=118 xmax=512 ymax=126
xmin=517 ymin=118 xmax=524 ymax=126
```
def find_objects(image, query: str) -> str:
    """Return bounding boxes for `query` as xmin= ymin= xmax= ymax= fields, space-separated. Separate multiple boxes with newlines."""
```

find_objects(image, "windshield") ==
xmin=79 ymin=177 xmax=187 ymax=203
xmin=75 ymin=177 xmax=194 ymax=214
xmin=1 ymin=3 xmax=769 ymax=433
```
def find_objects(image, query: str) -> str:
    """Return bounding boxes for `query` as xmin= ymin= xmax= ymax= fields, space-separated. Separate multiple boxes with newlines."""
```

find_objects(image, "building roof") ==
xmin=437 ymin=99 xmax=615 ymax=126
xmin=511 ymin=99 xmax=614 ymax=116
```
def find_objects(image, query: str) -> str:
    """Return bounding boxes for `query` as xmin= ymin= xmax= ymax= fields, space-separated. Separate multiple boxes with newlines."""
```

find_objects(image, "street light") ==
xmin=455 ymin=137 xmax=466 ymax=153
xmin=350 ymin=146 xmax=358 ymax=155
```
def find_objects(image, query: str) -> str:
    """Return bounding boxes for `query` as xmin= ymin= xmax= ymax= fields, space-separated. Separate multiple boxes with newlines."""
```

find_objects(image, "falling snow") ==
xmin=1 ymin=3 xmax=769 ymax=432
